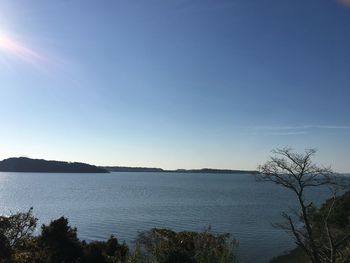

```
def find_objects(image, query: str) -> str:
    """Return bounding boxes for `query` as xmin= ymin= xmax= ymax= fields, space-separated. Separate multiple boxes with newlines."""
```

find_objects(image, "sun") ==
xmin=0 ymin=29 xmax=44 ymax=65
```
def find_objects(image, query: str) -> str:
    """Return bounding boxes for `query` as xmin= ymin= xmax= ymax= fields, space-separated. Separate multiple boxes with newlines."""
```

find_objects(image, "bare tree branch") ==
xmin=257 ymin=147 xmax=350 ymax=263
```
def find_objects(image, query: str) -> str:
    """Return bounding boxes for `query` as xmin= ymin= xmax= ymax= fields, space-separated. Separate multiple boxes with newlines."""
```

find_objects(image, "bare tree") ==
xmin=0 ymin=207 xmax=37 ymax=248
xmin=257 ymin=147 xmax=349 ymax=263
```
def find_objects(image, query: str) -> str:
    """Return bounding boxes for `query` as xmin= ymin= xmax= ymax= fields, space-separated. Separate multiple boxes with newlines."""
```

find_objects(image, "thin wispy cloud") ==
xmin=264 ymin=131 xmax=308 ymax=136
xmin=254 ymin=125 xmax=350 ymax=136
xmin=257 ymin=125 xmax=350 ymax=131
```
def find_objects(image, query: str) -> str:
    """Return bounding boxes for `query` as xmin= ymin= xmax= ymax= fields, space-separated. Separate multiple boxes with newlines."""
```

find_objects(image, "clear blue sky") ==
xmin=0 ymin=0 xmax=349 ymax=172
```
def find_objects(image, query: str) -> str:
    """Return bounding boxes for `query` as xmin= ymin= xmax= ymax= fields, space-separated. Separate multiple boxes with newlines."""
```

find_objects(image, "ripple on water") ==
xmin=0 ymin=172 xmax=332 ymax=263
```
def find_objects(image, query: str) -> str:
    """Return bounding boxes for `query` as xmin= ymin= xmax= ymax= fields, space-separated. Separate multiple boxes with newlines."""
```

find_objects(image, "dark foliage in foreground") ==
xmin=137 ymin=228 xmax=237 ymax=263
xmin=271 ymin=191 xmax=350 ymax=263
xmin=0 ymin=210 xmax=236 ymax=263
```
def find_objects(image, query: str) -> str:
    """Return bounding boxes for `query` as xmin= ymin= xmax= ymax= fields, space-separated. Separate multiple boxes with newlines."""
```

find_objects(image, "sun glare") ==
xmin=0 ymin=29 xmax=45 ymax=65
xmin=339 ymin=0 xmax=350 ymax=6
xmin=0 ymin=31 xmax=6 ymax=47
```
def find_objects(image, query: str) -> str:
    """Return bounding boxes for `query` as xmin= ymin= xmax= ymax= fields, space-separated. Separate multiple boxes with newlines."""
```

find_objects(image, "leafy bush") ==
xmin=0 ymin=210 xmax=236 ymax=263
xmin=136 ymin=228 xmax=237 ymax=263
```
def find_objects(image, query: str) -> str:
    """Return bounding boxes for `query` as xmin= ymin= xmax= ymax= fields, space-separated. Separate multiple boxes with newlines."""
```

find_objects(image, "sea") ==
xmin=0 ymin=172 xmax=333 ymax=262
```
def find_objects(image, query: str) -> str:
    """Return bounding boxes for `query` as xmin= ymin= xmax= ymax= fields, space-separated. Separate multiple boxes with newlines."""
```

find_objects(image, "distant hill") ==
xmin=0 ymin=157 xmax=257 ymax=174
xmin=171 ymin=168 xmax=258 ymax=174
xmin=0 ymin=157 xmax=108 ymax=173
xmin=103 ymin=166 xmax=257 ymax=174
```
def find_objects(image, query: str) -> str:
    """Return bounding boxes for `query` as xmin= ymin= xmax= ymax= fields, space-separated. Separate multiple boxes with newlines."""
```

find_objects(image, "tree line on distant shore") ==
xmin=0 ymin=157 xmax=108 ymax=173
xmin=0 ymin=156 xmax=257 ymax=174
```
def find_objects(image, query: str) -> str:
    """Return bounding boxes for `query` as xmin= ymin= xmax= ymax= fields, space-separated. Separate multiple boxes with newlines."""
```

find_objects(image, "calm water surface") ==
xmin=0 ymin=172 xmax=332 ymax=262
